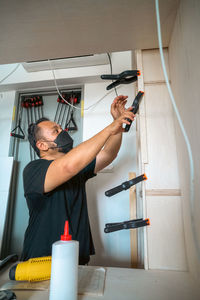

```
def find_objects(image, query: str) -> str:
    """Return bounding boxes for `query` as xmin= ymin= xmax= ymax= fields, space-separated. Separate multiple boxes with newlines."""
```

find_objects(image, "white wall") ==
xmin=84 ymin=81 xmax=136 ymax=267
xmin=0 ymin=92 xmax=16 ymax=258
xmin=83 ymin=51 xmax=137 ymax=267
xmin=0 ymin=91 xmax=16 ymax=156
xmin=169 ymin=0 xmax=200 ymax=278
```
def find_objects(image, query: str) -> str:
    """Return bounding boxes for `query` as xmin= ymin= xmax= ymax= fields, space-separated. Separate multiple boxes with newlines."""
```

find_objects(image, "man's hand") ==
xmin=111 ymin=95 xmax=128 ymax=120
xmin=108 ymin=109 xmax=135 ymax=135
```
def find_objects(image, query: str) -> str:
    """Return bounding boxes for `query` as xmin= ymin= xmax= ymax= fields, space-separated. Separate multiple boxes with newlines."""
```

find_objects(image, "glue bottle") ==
xmin=49 ymin=220 xmax=79 ymax=300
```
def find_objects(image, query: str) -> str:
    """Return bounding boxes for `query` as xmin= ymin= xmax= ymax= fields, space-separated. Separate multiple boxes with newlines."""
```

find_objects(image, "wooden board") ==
xmin=129 ymin=172 xmax=137 ymax=268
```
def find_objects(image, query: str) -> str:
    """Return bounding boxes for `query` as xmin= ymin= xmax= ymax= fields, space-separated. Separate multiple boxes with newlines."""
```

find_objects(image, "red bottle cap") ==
xmin=61 ymin=221 xmax=72 ymax=241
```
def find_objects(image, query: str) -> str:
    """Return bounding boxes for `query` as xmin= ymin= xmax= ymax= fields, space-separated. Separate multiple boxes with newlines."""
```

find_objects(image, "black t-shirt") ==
xmin=21 ymin=158 xmax=96 ymax=265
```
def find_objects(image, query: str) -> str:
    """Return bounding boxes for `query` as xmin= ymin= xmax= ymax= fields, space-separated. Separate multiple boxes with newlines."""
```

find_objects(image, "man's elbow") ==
xmin=62 ymin=160 xmax=79 ymax=178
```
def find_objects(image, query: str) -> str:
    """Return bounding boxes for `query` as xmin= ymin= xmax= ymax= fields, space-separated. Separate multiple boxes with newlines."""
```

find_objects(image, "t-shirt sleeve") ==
xmin=23 ymin=159 xmax=53 ymax=196
xmin=79 ymin=158 xmax=97 ymax=182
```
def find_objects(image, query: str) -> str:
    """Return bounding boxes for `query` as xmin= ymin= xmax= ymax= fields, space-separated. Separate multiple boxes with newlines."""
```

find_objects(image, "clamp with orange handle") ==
xmin=104 ymin=218 xmax=150 ymax=233
xmin=101 ymin=70 xmax=140 ymax=90
xmin=105 ymin=173 xmax=147 ymax=197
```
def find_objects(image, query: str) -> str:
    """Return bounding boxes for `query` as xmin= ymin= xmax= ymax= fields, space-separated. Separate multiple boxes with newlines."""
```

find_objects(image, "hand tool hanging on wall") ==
xmin=10 ymin=120 xmax=25 ymax=139
xmin=64 ymin=94 xmax=78 ymax=131
xmin=54 ymin=95 xmax=62 ymax=123
xmin=104 ymin=218 xmax=150 ymax=233
xmin=54 ymin=91 xmax=81 ymax=130
xmin=10 ymin=102 xmax=25 ymax=139
xmin=21 ymin=97 xmax=34 ymax=160
xmin=37 ymin=96 xmax=44 ymax=118
xmin=101 ymin=70 xmax=140 ymax=90
xmin=105 ymin=173 xmax=147 ymax=197
xmin=21 ymin=95 xmax=43 ymax=160
xmin=32 ymin=97 xmax=38 ymax=121
xmin=61 ymin=94 xmax=73 ymax=129
xmin=54 ymin=94 xmax=70 ymax=126
xmin=65 ymin=110 xmax=78 ymax=131
xmin=56 ymin=94 xmax=68 ymax=125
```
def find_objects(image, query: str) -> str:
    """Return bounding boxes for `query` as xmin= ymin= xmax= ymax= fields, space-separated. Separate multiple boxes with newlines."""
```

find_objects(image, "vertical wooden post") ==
xmin=129 ymin=172 xmax=138 ymax=268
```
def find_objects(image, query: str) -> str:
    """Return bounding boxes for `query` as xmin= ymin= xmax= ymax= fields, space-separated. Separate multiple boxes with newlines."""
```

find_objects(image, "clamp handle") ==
xmin=10 ymin=133 xmax=25 ymax=139
xmin=124 ymin=91 xmax=144 ymax=132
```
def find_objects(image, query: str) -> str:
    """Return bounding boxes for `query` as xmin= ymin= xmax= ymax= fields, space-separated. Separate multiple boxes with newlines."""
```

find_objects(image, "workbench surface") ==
xmin=0 ymin=263 xmax=199 ymax=300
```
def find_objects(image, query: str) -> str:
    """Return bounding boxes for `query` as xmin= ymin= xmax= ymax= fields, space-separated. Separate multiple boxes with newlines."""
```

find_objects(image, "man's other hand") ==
xmin=111 ymin=95 xmax=128 ymax=120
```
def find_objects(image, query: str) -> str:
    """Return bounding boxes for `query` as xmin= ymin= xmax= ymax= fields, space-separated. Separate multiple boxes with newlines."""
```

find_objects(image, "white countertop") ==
xmin=0 ymin=263 xmax=200 ymax=300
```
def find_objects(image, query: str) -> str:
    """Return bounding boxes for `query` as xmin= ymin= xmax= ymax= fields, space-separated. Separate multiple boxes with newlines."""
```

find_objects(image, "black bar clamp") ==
xmin=101 ymin=70 xmax=140 ymax=90
xmin=104 ymin=218 xmax=150 ymax=233
xmin=105 ymin=173 xmax=147 ymax=197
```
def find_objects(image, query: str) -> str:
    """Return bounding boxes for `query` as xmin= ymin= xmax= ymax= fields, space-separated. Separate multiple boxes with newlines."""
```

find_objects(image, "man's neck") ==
xmin=40 ymin=151 xmax=65 ymax=161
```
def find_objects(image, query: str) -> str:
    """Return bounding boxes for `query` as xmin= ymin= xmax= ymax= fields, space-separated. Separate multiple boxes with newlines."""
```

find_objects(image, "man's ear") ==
xmin=36 ymin=140 xmax=49 ymax=152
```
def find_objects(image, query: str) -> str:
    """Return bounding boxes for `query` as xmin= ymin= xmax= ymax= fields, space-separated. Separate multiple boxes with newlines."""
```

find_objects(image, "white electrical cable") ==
xmin=155 ymin=0 xmax=200 ymax=260
xmin=0 ymin=63 xmax=20 ymax=84
xmin=48 ymin=59 xmax=118 ymax=111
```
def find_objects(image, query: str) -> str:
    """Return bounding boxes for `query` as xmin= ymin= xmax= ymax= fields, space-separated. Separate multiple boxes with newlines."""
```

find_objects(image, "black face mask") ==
xmin=53 ymin=130 xmax=73 ymax=153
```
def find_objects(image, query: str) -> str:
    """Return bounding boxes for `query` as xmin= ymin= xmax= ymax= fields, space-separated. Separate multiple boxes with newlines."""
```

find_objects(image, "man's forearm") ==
xmin=103 ymin=132 xmax=122 ymax=161
xmin=94 ymin=132 xmax=123 ymax=173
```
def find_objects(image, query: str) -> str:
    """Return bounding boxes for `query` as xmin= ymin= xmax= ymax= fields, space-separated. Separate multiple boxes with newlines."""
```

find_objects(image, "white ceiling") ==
xmin=0 ymin=0 xmax=179 ymax=64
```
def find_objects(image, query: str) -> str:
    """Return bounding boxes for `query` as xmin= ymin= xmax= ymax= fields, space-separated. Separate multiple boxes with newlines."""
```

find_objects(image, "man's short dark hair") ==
xmin=28 ymin=117 xmax=49 ymax=157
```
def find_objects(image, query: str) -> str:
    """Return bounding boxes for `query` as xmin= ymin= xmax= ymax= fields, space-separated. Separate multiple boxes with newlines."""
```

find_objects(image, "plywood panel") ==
xmin=147 ymin=196 xmax=187 ymax=271
xmin=144 ymin=84 xmax=180 ymax=190
xmin=169 ymin=0 xmax=200 ymax=278
xmin=143 ymin=49 xmax=170 ymax=83
xmin=137 ymin=48 xmax=187 ymax=271
xmin=135 ymin=50 xmax=148 ymax=165
xmin=129 ymin=172 xmax=137 ymax=268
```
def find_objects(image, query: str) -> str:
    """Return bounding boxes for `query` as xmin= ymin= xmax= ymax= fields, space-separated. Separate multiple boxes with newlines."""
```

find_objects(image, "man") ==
xmin=21 ymin=95 xmax=135 ymax=265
